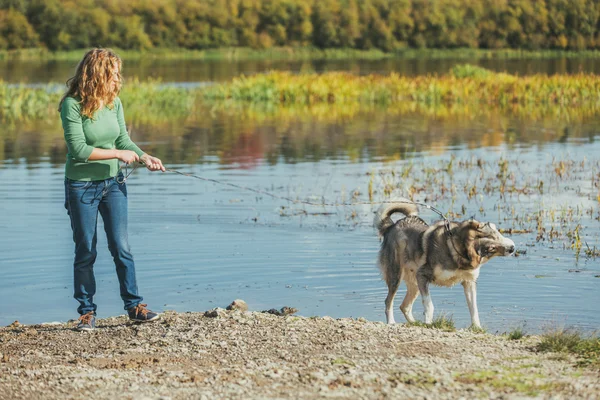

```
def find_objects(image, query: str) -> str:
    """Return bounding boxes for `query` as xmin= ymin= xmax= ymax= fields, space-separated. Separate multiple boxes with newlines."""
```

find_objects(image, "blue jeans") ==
xmin=64 ymin=173 xmax=143 ymax=315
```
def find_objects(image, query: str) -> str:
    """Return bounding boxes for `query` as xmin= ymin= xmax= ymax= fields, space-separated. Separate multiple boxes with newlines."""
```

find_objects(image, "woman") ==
xmin=59 ymin=48 xmax=165 ymax=331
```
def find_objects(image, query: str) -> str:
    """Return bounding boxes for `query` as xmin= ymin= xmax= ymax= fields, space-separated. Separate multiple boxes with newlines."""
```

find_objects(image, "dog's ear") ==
xmin=462 ymin=220 xmax=483 ymax=231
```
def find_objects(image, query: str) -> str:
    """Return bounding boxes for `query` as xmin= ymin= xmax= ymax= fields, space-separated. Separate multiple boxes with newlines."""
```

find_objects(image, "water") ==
xmin=2 ymin=57 xmax=600 ymax=84
xmin=1 ymin=110 xmax=599 ymax=332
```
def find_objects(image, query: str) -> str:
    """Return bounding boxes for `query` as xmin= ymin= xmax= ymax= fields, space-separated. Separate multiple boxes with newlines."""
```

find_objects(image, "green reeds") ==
xmin=2 ymin=66 xmax=600 ymax=123
xmin=202 ymin=68 xmax=600 ymax=109
xmin=0 ymin=79 xmax=196 ymax=124
xmin=0 ymin=82 xmax=59 ymax=121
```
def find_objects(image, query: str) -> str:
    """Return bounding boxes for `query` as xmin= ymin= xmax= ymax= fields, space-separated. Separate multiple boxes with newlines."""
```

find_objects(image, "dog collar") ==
xmin=447 ymin=230 xmax=472 ymax=266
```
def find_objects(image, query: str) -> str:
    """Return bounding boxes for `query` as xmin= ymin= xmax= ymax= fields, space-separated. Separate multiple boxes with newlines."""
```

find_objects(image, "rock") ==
xmin=280 ymin=306 xmax=298 ymax=315
xmin=261 ymin=306 xmax=298 ymax=316
xmin=204 ymin=308 xmax=226 ymax=318
xmin=226 ymin=299 xmax=249 ymax=312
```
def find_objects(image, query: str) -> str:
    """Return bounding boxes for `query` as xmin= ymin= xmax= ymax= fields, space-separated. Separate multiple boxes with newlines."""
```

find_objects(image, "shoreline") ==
xmin=1 ymin=309 xmax=598 ymax=399
xmin=3 ymin=47 xmax=600 ymax=62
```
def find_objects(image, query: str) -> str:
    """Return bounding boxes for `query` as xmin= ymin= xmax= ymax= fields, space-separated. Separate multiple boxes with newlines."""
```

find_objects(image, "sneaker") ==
xmin=128 ymin=303 xmax=160 ymax=322
xmin=76 ymin=311 xmax=96 ymax=331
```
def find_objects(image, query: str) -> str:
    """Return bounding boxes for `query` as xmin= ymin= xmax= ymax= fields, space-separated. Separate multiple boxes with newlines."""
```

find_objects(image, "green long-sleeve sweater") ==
xmin=60 ymin=96 xmax=145 ymax=181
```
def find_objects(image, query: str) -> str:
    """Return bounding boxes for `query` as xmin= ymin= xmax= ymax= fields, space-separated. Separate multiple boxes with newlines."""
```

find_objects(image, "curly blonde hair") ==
xmin=58 ymin=48 xmax=123 ymax=118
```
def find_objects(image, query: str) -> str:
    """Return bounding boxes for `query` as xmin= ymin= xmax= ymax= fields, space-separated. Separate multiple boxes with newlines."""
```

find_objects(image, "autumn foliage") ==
xmin=0 ymin=0 xmax=599 ymax=51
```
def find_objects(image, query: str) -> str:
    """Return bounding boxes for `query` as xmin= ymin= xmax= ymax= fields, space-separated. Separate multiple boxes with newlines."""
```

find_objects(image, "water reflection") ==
xmin=2 ymin=109 xmax=598 ymax=168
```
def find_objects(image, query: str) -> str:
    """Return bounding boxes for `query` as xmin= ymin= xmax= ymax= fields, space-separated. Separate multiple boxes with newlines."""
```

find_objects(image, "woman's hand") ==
xmin=116 ymin=150 xmax=140 ymax=164
xmin=140 ymin=154 xmax=166 ymax=172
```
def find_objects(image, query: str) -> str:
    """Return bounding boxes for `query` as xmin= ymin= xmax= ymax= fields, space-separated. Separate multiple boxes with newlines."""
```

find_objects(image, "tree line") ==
xmin=1 ymin=0 xmax=599 ymax=52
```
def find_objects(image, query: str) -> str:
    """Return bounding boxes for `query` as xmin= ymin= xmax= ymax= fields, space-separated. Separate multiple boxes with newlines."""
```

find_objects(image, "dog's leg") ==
xmin=417 ymin=271 xmax=434 ymax=324
xmin=400 ymin=277 xmax=419 ymax=323
xmin=384 ymin=277 xmax=401 ymax=324
xmin=462 ymin=280 xmax=481 ymax=328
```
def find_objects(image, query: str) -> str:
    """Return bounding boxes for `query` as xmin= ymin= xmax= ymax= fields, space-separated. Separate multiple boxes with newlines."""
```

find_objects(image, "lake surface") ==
xmin=1 ymin=109 xmax=599 ymax=332
xmin=2 ymin=57 xmax=600 ymax=84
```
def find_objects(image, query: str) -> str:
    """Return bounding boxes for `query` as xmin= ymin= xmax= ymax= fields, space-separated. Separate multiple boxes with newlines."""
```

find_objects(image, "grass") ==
xmin=3 ymin=66 xmax=600 ymax=123
xmin=4 ymin=47 xmax=600 ymax=62
xmin=468 ymin=325 xmax=488 ymax=334
xmin=455 ymin=369 xmax=560 ymax=396
xmin=331 ymin=358 xmax=356 ymax=367
xmin=202 ymin=69 xmax=600 ymax=108
xmin=387 ymin=371 xmax=437 ymax=388
xmin=507 ymin=327 xmax=526 ymax=341
xmin=450 ymin=64 xmax=494 ymax=79
xmin=408 ymin=314 xmax=456 ymax=332
xmin=0 ymin=78 xmax=197 ymax=123
xmin=537 ymin=328 xmax=600 ymax=369
xmin=584 ymin=244 xmax=600 ymax=258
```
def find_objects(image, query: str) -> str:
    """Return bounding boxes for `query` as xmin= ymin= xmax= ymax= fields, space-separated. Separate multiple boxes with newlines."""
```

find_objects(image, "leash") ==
xmin=120 ymin=161 xmax=475 ymax=263
xmin=118 ymin=161 xmax=453 ymax=230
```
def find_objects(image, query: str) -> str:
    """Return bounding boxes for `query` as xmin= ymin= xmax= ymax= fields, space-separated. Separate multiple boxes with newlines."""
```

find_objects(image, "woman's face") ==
xmin=110 ymin=64 xmax=120 ymax=92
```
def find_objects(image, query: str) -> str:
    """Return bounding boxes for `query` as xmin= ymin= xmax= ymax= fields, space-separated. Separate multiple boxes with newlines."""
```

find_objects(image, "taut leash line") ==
xmin=120 ymin=162 xmax=452 ymax=228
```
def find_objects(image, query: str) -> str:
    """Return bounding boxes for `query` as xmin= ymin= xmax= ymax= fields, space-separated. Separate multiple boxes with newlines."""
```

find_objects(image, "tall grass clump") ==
xmin=507 ymin=327 xmax=526 ymax=340
xmin=537 ymin=328 xmax=600 ymax=369
xmin=409 ymin=313 xmax=456 ymax=332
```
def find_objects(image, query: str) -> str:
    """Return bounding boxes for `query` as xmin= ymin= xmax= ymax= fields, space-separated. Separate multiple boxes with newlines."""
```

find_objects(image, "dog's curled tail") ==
xmin=374 ymin=199 xmax=418 ymax=236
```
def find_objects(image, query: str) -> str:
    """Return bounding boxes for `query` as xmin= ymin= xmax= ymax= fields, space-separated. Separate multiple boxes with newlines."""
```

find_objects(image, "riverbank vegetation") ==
xmin=4 ymin=47 xmax=600 ymax=62
xmin=2 ymin=66 xmax=600 ymax=123
xmin=202 ymin=65 xmax=600 ymax=108
xmin=1 ymin=0 xmax=599 ymax=52
xmin=538 ymin=329 xmax=600 ymax=369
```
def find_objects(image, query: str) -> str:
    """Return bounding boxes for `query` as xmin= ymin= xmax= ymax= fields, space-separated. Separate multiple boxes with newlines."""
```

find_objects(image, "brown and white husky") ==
xmin=374 ymin=199 xmax=515 ymax=328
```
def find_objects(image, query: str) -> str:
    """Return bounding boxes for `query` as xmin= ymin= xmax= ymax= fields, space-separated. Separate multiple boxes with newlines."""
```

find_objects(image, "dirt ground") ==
xmin=0 ymin=310 xmax=598 ymax=399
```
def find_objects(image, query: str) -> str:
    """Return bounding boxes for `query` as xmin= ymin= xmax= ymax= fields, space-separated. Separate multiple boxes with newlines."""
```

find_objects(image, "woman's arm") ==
xmin=61 ymin=98 xmax=94 ymax=162
xmin=88 ymin=148 xmax=139 ymax=163
xmin=114 ymin=98 xmax=165 ymax=171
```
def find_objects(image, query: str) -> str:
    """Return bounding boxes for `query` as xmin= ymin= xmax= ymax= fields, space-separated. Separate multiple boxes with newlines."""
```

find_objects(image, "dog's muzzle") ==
xmin=503 ymin=238 xmax=516 ymax=255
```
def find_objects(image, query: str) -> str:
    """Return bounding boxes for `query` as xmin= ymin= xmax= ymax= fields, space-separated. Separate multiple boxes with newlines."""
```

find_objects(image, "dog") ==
xmin=374 ymin=199 xmax=515 ymax=328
